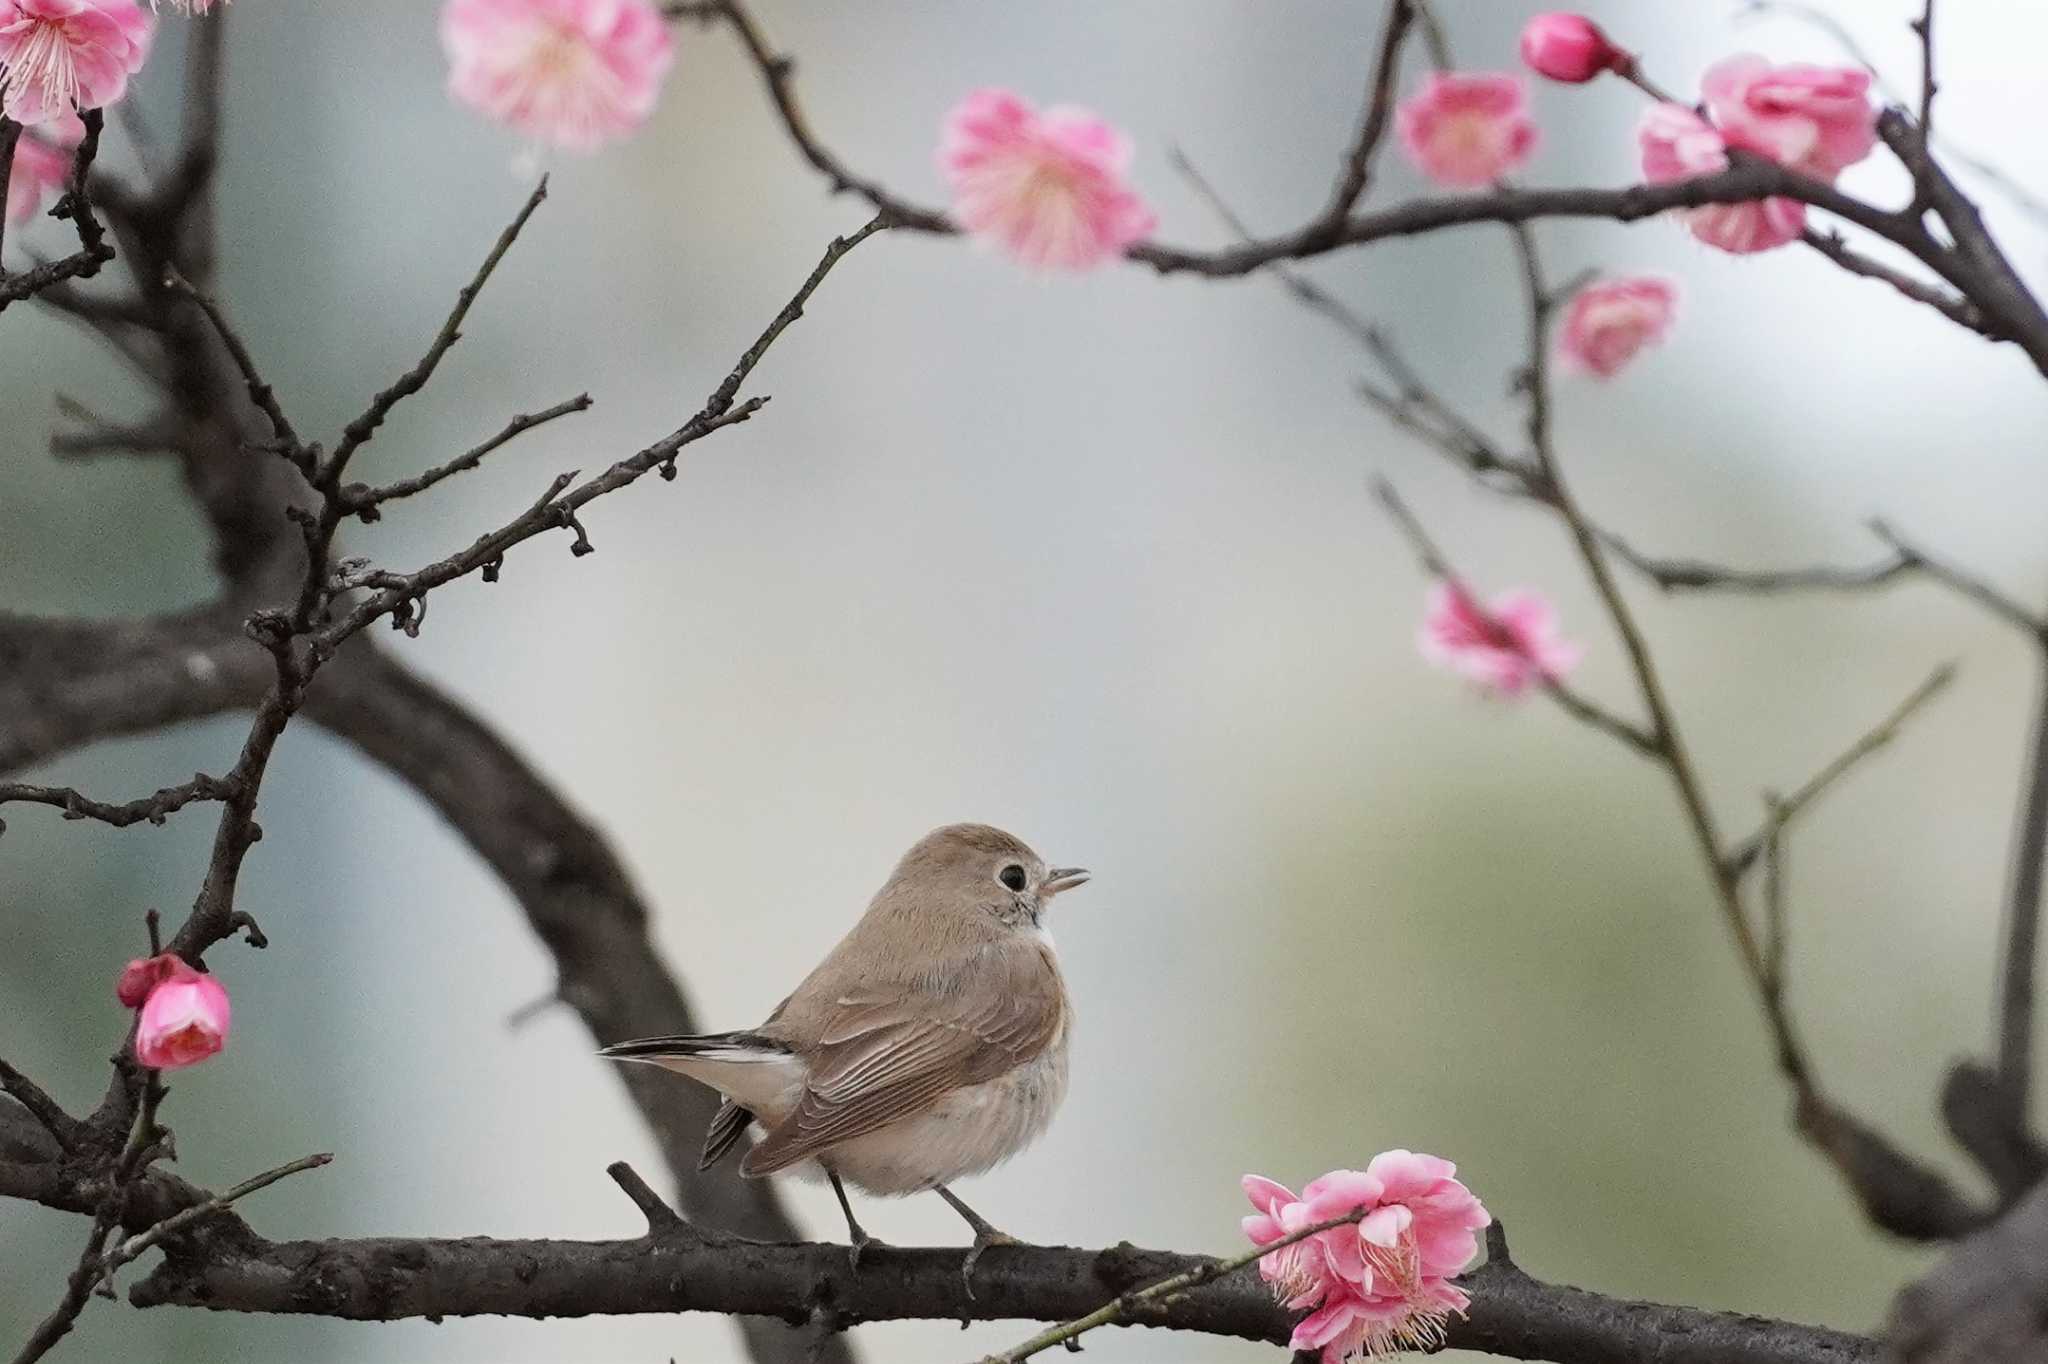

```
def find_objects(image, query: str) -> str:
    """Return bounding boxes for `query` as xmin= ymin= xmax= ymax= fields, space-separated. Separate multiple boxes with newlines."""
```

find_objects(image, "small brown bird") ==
xmin=602 ymin=823 xmax=1090 ymax=1274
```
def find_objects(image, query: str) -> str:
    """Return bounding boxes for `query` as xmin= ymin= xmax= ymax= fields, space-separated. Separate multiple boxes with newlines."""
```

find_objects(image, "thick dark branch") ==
xmin=110 ymin=1222 xmax=1876 ymax=1364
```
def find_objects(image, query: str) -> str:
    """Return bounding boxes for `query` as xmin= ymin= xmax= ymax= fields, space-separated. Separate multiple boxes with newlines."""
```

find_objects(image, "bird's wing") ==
xmin=740 ymin=941 xmax=1062 ymax=1177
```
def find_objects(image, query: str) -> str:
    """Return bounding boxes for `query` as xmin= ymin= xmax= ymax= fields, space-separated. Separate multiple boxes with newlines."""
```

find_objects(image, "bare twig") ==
xmin=161 ymin=264 xmax=308 ymax=470
xmin=1170 ymin=150 xmax=1531 ymax=488
xmin=13 ymin=1076 xmax=164 ymax=1364
xmin=978 ymin=1207 xmax=1370 ymax=1363
xmin=1726 ymin=663 xmax=1957 ymax=876
xmin=1312 ymin=0 xmax=1415 ymax=232
xmin=342 ymin=394 xmax=594 ymax=519
xmin=1997 ymin=660 xmax=2048 ymax=1124
xmin=323 ymin=178 xmax=552 ymax=484
xmin=99 ymin=1152 xmax=332 ymax=1283
xmin=0 ymin=773 xmax=234 ymax=835
xmin=698 ymin=0 xmax=949 ymax=232
xmin=1872 ymin=522 xmax=2048 ymax=636
xmin=319 ymin=217 xmax=887 ymax=648
xmin=0 ymin=118 xmax=21 ymax=264
xmin=1912 ymin=0 xmax=1938 ymax=158
xmin=1800 ymin=229 xmax=1994 ymax=336
xmin=1601 ymin=531 xmax=1912 ymax=596
xmin=0 ymin=110 xmax=115 ymax=311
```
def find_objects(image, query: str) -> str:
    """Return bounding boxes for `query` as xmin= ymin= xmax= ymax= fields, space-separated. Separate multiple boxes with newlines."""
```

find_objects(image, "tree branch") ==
xmin=97 ymin=1216 xmax=1876 ymax=1364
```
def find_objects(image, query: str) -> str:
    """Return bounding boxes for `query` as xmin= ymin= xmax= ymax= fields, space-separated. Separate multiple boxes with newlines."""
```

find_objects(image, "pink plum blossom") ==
xmin=441 ymin=0 xmax=675 ymax=151
xmin=122 ymin=952 xmax=230 ymax=1070
xmin=1518 ymin=13 xmax=1624 ymax=85
xmin=1555 ymin=274 xmax=1679 ymax=378
xmin=1243 ymin=1152 xmax=1491 ymax=1362
xmin=1419 ymin=582 xmax=1581 ymax=698
xmin=0 ymin=0 xmax=152 ymax=126
xmin=1395 ymin=72 xmax=1536 ymax=188
xmin=1637 ymin=102 xmax=1806 ymax=254
xmin=5 ymin=108 xmax=78 ymax=223
xmin=938 ymin=88 xmax=1156 ymax=271
xmin=1638 ymin=56 xmax=1873 ymax=256
xmin=1701 ymin=53 xmax=1876 ymax=178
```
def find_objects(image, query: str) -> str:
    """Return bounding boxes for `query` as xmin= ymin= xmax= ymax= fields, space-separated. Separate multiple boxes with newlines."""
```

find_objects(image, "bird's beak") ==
xmin=1042 ymin=867 xmax=1091 ymax=897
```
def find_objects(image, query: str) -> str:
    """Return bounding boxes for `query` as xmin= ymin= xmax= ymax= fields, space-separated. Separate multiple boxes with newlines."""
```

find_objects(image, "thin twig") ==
xmin=1601 ymin=530 xmax=1912 ymax=595
xmin=977 ymin=1208 xmax=1369 ymax=1363
xmin=100 ymin=1152 xmax=332 ymax=1283
xmin=1912 ymin=0 xmax=1938 ymax=147
xmin=1997 ymin=655 xmax=2048 ymax=1120
xmin=1170 ymin=149 xmax=1531 ymax=488
xmin=0 ymin=110 xmax=115 ymax=311
xmin=1373 ymin=478 xmax=1658 ymax=755
xmin=161 ymin=265 xmax=308 ymax=470
xmin=343 ymin=393 xmax=593 ymax=519
xmin=319 ymin=217 xmax=888 ymax=650
xmin=1726 ymin=662 xmax=1956 ymax=876
xmin=13 ymin=1077 xmax=163 ymax=1364
xmin=1872 ymin=521 xmax=2048 ymax=636
xmin=1502 ymin=218 xmax=1820 ymax=1091
xmin=0 ymin=774 xmax=233 ymax=835
xmin=699 ymin=0 xmax=950 ymax=232
xmin=1313 ymin=0 xmax=1415 ymax=231
xmin=323 ymin=178 xmax=552 ymax=485
xmin=1800 ymin=228 xmax=1994 ymax=336
xmin=1762 ymin=792 xmax=1789 ymax=1003
xmin=0 ymin=118 xmax=21 ymax=265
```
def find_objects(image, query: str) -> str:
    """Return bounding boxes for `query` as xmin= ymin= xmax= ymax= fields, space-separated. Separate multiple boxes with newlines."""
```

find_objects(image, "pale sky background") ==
xmin=5 ymin=3 xmax=2048 ymax=1362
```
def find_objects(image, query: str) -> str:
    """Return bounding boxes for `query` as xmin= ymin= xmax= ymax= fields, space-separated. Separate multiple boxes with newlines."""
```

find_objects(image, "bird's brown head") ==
xmin=879 ymin=822 xmax=1091 ymax=931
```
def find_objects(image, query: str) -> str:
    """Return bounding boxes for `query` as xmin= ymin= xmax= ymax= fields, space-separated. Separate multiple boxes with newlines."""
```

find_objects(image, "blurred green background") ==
xmin=5 ymin=2 xmax=2046 ymax=1360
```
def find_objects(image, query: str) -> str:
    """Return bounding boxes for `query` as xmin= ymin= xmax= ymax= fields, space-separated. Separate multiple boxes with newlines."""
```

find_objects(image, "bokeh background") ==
xmin=6 ymin=2 xmax=2048 ymax=1360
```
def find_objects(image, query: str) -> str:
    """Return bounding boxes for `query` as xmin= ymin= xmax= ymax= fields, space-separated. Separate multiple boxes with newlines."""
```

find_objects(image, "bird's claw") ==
xmin=846 ymin=1230 xmax=886 ymax=1273
xmin=959 ymin=1226 xmax=1019 ymax=1300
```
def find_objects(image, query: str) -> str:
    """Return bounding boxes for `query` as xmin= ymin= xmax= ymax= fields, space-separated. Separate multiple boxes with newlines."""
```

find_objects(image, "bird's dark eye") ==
xmin=998 ymin=864 xmax=1028 ymax=893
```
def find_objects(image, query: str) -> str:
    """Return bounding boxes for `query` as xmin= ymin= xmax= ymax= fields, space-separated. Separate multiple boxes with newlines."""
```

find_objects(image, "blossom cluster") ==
xmin=116 ymin=952 xmax=231 ymax=1070
xmin=1244 ymin=1152 xmax=1491 ymax=1361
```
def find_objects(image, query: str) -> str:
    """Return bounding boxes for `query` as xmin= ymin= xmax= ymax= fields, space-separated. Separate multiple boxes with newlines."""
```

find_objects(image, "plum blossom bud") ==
xmin=1518 ymin=13 xmax=1625 ymax=84
xmin=122 ymin=953 xmax=231 ymax=1070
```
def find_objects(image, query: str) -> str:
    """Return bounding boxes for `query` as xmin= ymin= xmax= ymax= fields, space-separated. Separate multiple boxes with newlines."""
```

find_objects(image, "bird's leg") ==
xmin=828 ymin=1170 xmax=883 ymax=1271
xmin=934 ymin=1185 xmax=1019 ymax=1297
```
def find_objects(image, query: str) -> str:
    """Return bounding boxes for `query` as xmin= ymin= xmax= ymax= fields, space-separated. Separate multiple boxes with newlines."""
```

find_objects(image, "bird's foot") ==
xmin=959 ymin=1224 xmax=1019 ymax=1299
xmin=846 ymin=1227 xmax=888 ymax=1273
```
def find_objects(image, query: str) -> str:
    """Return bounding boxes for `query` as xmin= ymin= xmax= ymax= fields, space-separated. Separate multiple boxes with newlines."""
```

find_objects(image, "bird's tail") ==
xmin=598 ymin=1032 xmax=800 ymax=1155
xmin=600 ymin=1030 xmax=791 ymax=1066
